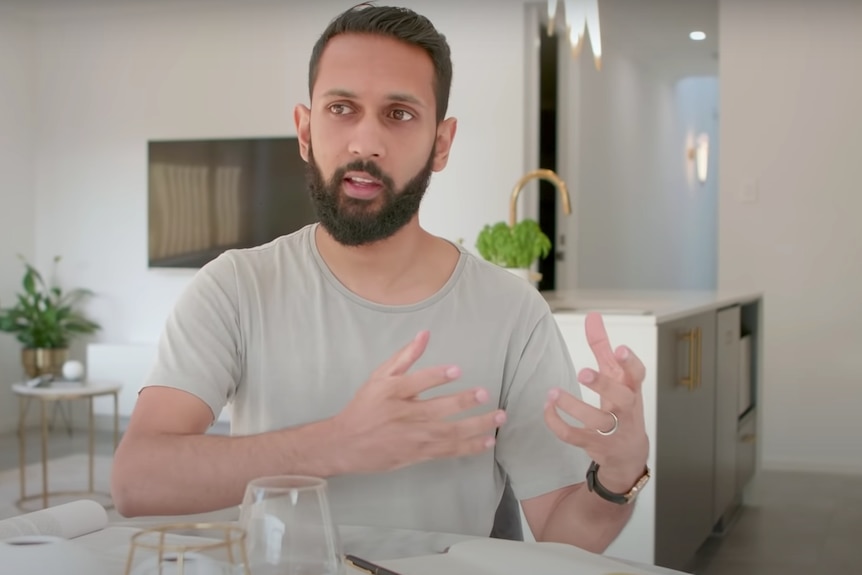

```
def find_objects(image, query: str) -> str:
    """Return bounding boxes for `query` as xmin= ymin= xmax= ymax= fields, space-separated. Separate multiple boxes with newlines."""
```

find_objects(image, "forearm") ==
xmin=537 ymin=483 xmax=634 ymax=553
xmin=112 ymin=418 xmax=343 ymax=517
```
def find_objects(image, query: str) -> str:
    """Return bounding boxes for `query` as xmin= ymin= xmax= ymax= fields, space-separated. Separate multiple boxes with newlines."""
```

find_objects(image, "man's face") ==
xmin=295 ymin=33 xmax=457 ymax=246
xmin=304 ymin=142 xmax=435 ymax=247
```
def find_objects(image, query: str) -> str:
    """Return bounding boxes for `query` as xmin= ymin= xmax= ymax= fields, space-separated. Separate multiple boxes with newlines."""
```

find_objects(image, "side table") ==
xmin=12 ymin=380 xmax=122 ymax=511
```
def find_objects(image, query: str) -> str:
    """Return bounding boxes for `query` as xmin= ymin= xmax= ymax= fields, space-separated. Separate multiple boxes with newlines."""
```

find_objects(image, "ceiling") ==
xmin=546 ymin=0 xmax=719 ymax=82
xmin=3 ymin=0 xmax=718 ymax=82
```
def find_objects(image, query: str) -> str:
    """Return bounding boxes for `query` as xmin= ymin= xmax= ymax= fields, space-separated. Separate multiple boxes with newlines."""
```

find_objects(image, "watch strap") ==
xmin=586 ymin=461 xmax=650 ymax=505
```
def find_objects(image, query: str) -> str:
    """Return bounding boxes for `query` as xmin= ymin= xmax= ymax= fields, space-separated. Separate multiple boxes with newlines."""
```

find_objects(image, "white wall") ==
xmin=0 ymin=8 xmax=36 ymax=432
xmin=720 ymin=0 xmax=862 ymax=473
xmin=560 ymin=42 xmax=718 ymax=291
xmin=30 ymin=0 xmax=527 ymax=346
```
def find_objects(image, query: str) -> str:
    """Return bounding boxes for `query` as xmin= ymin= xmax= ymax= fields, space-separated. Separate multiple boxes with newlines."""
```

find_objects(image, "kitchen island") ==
xmin=540 ymin=289 xmax=763 ymax=572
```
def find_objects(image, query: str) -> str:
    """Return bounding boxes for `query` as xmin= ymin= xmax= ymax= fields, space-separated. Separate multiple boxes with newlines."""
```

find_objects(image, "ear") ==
xmin=294 ymin=104 xmax=312 ymax=162
xmin=431 ymin=117 xmax=457 ymax=172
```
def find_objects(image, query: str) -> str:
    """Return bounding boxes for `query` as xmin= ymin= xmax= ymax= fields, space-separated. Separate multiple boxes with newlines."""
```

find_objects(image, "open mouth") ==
xmin=343 ymin=172 xmax=384 ymax=199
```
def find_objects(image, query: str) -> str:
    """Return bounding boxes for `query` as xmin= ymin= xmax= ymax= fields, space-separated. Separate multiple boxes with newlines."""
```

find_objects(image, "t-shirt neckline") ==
xmin=306 ymin=223 xmax=468 ymax=313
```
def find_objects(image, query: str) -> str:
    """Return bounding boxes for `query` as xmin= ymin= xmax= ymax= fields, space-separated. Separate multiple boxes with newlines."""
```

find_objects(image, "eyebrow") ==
xmin=322 ymin=88 xmax=426 ymax=108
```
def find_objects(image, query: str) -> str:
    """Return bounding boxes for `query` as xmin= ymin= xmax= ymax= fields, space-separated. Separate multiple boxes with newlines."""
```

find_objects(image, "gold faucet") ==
xmin=509 ymin=169 xmax=571 ymax=227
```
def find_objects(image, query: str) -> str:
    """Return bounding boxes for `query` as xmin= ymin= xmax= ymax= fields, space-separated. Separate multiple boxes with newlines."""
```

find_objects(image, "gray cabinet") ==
xmin=714 ymin=305 xmax=741 ymax=526
xmin=550 ymin=294 xmax=762 ymax=569
xmin=736 ymin=406 xmax=757 ymax=494
xmin=654 ymin=310 xmax=717 ymax=571
xmin=653 ymin=301 xmax=761 ymax=571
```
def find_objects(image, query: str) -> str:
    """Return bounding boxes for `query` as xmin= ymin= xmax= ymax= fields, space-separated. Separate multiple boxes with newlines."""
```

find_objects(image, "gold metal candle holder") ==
xmin=123 ymin=522 xmax=250 ymax=575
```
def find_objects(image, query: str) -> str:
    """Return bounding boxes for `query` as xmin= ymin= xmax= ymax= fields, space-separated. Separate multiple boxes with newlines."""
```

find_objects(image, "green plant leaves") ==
xmin=475 ymin=219 xmax=552 ymax=269
xmin=0 ymin=256 xmax=101 ymax=349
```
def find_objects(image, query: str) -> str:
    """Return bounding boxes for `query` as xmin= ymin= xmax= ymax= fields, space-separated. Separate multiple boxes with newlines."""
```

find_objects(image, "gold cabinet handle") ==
xmin=678 ymin=329 xmax=697 ymax=390
xmin=695 ymin=327 xmax=702 ymax=389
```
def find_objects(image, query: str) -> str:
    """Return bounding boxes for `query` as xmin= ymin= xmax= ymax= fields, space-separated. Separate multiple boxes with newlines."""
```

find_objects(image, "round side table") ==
xmin=12 ymin=380 xmax=122 ymax=511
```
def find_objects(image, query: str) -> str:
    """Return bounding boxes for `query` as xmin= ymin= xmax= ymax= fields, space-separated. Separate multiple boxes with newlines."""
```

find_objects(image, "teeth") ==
xmin=351 ymin=177 xmax=376 ymax=184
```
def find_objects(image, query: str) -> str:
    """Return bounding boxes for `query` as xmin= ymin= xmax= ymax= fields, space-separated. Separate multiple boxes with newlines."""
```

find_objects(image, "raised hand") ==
xmin=543 ymin=313 xmax=649 ymax=493
xmin=331 ymin=330 xmax=506 ymax=474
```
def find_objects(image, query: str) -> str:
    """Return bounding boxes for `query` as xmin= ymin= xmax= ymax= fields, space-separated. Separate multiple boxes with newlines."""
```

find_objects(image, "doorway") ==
xmin=537 ymin=21 xmax=559 ymax=291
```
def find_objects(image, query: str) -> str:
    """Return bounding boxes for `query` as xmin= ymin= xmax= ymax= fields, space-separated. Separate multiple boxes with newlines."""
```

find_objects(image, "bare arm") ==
xmin=520 ymin=481 xmax=634 ymax=553
xmin=521 ymin=312 xmax=649 ymax=551
xmin=111 ymin=331 xmax=503 ymax=518
xmin=111 ymin=387 xmax=346 ymax=517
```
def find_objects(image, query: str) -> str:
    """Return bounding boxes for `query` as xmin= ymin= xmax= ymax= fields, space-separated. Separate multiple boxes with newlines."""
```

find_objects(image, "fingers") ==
xmin=373 ymin=330 xmax=430 ymax=378
xmin=413 ymin=386 xmax=494 ymax=420
xmin=434 ymin=433 xmax=498 ymax=459
xmin=577 ymin=345 xmax=646 ymax=403
xmin=577 ymin=368 xmax=636 ymax=409
xmin=585 ymin=313 xmax=619 ymax=373
xmin=614 ymin=345 xmax=646 ymax=392
xmin=546 ymin=388 xmax=615 ymax=432
xmin=425 ymin=410 xmax=506 ymax=458
xmin=396 ymin=363 xmax=462 ymax=398
xmin=584 ymin=313 xmax=646 ymax=393
xmin=447 ymin=410 xmax=507 ymax=442
xmin=543 ymin=397 xmax=594 ymax=447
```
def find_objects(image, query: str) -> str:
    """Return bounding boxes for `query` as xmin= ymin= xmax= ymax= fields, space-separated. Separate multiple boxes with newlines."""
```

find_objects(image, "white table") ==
xmin=12 ymin=380 xmax=122 ymax=511
xmin=70 ymin=523 xmax=691 ymax=575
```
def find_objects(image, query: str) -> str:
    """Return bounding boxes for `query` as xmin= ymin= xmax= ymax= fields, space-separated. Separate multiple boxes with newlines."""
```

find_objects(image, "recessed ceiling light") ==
xmin=690 ymin=31 xmax=706 ymax=41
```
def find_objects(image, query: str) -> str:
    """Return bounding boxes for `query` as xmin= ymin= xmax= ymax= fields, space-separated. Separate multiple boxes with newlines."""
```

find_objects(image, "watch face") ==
xmin=627 ymin=469 xmax=651 ymax=501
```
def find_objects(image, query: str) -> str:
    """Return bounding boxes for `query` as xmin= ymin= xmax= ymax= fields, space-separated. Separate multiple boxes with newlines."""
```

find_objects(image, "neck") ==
xmin=314 ymin=218 xmax=459 ymax=305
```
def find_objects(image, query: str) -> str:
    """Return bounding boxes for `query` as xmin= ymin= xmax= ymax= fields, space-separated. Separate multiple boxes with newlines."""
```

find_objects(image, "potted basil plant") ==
xmin=475 ymin=219 xmax=552 ymax=284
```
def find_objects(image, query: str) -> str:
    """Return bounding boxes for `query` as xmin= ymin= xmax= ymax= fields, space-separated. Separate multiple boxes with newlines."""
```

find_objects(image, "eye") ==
xmin=389 ymin=109 xmax=415 ymax=122
xmin=328 ymin=103 xmax=354 ymax=115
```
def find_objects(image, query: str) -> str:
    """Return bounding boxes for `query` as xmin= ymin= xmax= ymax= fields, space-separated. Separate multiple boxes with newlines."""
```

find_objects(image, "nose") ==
xmin=347 ymin=115 xmax=386 ymax=159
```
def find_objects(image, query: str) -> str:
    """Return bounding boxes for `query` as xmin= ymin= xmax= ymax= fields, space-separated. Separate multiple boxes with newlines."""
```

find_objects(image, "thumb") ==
xmin=374 ymin=330 xmax=430 ymax=378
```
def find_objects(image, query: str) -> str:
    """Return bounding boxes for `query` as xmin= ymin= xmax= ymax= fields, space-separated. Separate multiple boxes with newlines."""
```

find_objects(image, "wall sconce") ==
xmin=688 ymin=134 xmax=709 ymax=184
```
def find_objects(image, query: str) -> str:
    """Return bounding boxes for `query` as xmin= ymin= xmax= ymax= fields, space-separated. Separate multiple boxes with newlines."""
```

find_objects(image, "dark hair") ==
xmin=308 ymin=3 xmax=453 ymax=123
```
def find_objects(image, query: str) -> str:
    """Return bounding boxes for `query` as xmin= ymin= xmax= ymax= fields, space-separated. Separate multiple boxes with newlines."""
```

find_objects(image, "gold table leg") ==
xmin=89 ymin=396 xmax=95 ymax=493
xmin=16 ymin=391 xmax=118 ymax=512
xmin=18 ymin=396 xmax=27 ymax=503
xmin=41 ymin=399 xmax=48 ymax=510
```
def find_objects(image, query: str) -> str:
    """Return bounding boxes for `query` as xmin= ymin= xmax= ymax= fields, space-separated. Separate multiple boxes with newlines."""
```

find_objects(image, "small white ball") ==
xmin=62 ymin=360 xmax=85 ymax=381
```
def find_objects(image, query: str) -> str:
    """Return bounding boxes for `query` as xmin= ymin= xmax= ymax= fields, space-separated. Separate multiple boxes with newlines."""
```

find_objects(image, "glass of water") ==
xmin=238 ymin=475 xmax=343 ymax=575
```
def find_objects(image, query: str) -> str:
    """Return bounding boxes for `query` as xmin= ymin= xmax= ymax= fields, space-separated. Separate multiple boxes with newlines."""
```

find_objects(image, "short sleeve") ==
xmin=494 ymin=311 xmax=592 ymax=501
xmin=141 ymin=253 xmax=243 ymax=422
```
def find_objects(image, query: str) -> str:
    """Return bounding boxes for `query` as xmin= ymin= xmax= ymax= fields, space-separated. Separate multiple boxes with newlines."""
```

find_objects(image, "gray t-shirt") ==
xmin=143 ymin=223 xmax=590 ymax=539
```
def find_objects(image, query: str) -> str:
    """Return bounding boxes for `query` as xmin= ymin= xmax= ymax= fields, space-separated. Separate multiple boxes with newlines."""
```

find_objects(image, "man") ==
xmin=111 ymin=3 xmax=650 ymax=556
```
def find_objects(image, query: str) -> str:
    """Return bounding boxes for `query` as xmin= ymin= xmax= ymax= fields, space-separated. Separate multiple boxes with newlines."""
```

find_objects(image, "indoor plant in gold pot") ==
xmin=0 ymin=256 xmax=101 ymax=378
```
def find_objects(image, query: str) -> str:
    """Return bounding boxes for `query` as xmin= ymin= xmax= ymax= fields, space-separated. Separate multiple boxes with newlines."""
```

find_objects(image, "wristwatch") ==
xmin=586 ymin=461 xmax=651 ymax=505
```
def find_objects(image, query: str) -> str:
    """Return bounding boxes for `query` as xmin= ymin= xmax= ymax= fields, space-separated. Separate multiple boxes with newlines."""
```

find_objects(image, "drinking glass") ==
xmin=238 ymin=475 xmax=343 ymax=575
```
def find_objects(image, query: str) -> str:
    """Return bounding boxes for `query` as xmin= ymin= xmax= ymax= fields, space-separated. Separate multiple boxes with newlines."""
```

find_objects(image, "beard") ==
xmin=305 ymin=143 xmax=435 ymax=247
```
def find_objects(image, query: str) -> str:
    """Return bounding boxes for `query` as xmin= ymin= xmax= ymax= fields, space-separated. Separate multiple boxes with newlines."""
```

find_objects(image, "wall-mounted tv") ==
xmin=147 ymin=137 xmax=316 ymax=268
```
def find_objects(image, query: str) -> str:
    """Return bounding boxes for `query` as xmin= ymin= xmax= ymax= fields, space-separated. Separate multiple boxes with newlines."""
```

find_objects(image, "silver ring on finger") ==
xmin=597 ymin=411 xmax=619 ymax=436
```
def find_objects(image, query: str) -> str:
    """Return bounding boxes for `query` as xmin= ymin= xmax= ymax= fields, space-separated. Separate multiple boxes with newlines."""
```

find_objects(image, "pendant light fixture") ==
xmin=547 ymin=0 xmax=603 ymax=70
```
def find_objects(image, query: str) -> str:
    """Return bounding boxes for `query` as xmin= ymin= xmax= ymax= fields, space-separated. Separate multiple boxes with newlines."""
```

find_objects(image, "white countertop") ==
xmin=541 ymin=289 xmax=763 ymax=325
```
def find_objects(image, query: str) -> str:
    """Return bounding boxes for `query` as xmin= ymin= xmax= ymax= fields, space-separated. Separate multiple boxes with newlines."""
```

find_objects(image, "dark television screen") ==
xmin=147 ymin=137 xmax=316 ymax=268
